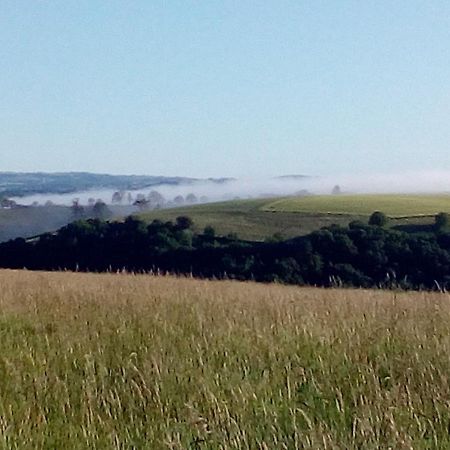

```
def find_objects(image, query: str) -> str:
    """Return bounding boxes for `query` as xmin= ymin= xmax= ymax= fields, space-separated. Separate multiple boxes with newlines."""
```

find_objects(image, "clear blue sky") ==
xmin=1 ymin=1 xmax=450 ymax=178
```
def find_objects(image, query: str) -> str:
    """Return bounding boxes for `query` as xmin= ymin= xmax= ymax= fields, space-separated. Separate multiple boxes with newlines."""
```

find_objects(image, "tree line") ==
xmin=0 ymin=212 xmax=450 ymax=291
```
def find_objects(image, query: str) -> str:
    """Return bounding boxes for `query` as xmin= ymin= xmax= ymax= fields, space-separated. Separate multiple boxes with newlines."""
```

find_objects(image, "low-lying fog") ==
xmin=11 ymin=170 xmax=450 ymax=207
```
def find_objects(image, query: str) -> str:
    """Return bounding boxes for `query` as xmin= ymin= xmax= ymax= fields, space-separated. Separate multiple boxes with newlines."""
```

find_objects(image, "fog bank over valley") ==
xmin=308 ymin=170 xmax=450 ymax=195
xmin=10 ymin=170 xmax=450 ymax=208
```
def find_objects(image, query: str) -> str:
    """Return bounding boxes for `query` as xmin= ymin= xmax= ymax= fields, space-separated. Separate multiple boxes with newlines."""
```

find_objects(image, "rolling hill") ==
xmin=139 ymin=194 xmax=446 ymax=241
xmin=138 ymin=198 xmax=367 ymax=241
xmin=2 ymin=193 xmax=446 ymax=244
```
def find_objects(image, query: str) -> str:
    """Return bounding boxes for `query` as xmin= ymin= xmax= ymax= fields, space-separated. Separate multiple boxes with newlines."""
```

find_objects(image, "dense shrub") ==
xmin=369 ymin=211 xmax=388 ymax=227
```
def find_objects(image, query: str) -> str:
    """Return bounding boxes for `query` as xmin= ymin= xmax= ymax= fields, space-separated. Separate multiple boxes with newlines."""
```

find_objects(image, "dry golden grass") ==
xmin=1 ymin=270 xmax=450 ymax=449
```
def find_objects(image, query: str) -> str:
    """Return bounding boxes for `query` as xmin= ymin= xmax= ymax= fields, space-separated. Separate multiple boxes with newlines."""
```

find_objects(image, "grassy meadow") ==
xmin=1 ymin=270 xmax=450 ymax=448
xmin=138 ymin=194 xmax=450 ymax=241
xmin=264 ymin=194 xmax=450 ymax=218
xmin=139 ymin=198 xmax=366 ymax=241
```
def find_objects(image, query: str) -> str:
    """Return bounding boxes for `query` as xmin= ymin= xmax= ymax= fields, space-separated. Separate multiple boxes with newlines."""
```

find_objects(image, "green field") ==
xmin=138 ymin=194 xmax=447 ymax=241
xmin=139 ymin=198 xmax=366 ymax=241
xmin=264 ymin=194 xmax=450 ymax=217
xmin=2 ymin=270 xmax=450 ymax=448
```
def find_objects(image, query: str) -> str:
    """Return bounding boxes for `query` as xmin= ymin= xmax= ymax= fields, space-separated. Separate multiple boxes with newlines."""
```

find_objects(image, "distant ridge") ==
xmin=0 ymin=172 xmax=235 ymax=198
xmin=275 ymin=174 xmax=309 ymax=180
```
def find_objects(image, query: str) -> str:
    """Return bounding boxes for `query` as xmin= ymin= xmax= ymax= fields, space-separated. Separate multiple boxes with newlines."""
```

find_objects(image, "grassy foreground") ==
xmin=1 ymin=271 xmax=450 ymax=448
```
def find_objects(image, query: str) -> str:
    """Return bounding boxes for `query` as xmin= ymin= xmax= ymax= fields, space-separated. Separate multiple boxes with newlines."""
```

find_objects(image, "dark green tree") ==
xmin=93 ymin=200 xmax=111 ymax=220
xmin=369 ymin=211 xmax=388 ymax=227
xmin=435 ymin=212 xmax=449 ymax=231
xmin=203 ymin=225 xmax=216 ymax=238
xmin=176 ymin=216 xmax=193 ymax=230
xmin=71 ymin=199 xmax=85 ymax=220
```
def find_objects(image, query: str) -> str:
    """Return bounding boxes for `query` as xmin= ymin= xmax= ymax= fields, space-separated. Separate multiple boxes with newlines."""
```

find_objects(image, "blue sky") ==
xmin=1 ymin=1 xmax=450 ymax=177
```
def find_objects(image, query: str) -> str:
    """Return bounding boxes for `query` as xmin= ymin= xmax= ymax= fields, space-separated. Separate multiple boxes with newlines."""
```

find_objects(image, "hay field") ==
xmin=264 ymin=194 xmax=450 ymax=218
xmin=1 ymin=270 xmax=450 ymax=448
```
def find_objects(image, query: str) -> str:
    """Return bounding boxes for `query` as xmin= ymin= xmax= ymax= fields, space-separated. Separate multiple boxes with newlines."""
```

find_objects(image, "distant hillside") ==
xmin=0 ymin=172 xmax=233 ymax=198
xmin=138 ymin=198 xmax=367 ymax=241
xmin=0 ymin=204 xmax=135 ymax=243
xmin=275 ymin=174 xmax=309 ymax=180
xmin=139 ymin=194 xmax=442 ymax=241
